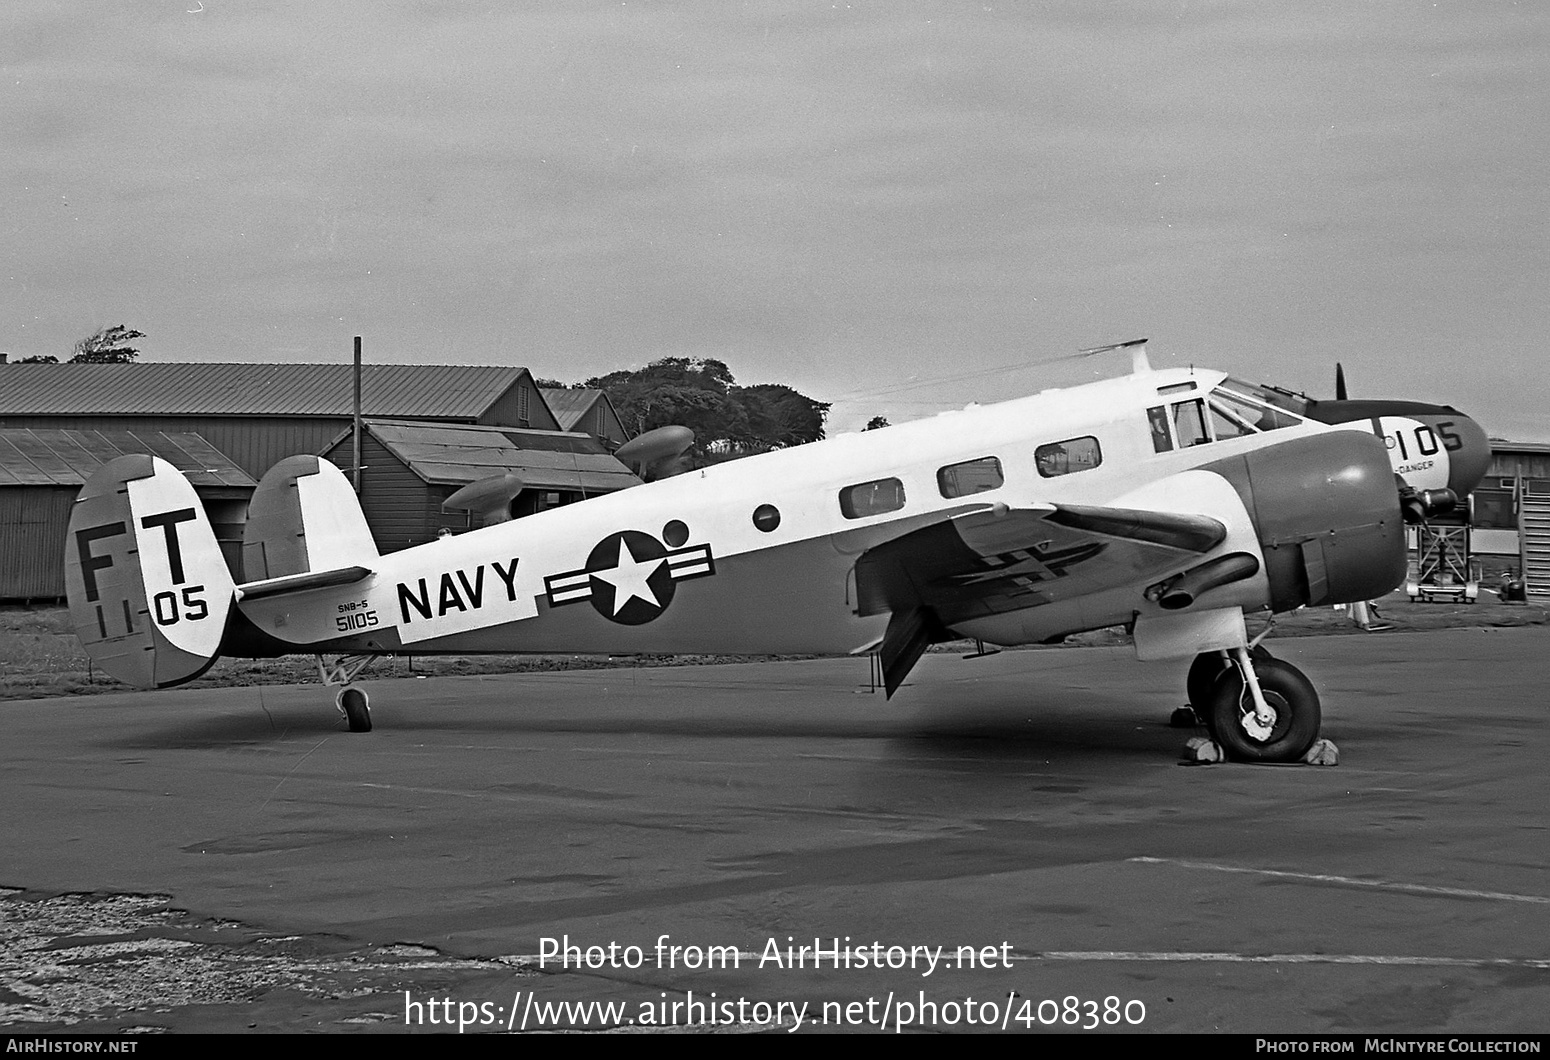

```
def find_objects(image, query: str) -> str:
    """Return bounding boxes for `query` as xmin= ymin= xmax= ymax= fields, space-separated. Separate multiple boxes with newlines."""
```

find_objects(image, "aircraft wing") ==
xmin=854 ymin=503 xmax=1226 ymax=694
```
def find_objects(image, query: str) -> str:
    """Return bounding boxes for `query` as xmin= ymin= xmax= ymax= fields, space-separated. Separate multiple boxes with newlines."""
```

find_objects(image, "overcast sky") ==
xmin=4 ymin=1 xmax=1547 ymax=438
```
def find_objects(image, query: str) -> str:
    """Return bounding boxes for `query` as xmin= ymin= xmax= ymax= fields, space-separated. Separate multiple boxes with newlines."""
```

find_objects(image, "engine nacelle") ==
xmin=1203 ymin=433 xmax=1407 ymax=612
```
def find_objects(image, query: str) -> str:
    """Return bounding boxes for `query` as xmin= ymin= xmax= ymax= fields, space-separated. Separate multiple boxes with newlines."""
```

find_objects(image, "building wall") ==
xmin=322 ymin=433 xmax=443 ymax=554
xmin=1482 ymin=448 xmax=1550 ymax=597
xmin=1488 ymin=451 xmax=1550 ymax=480
xmin=593 ymin=399 xmax=628 ymax=449
xmin=0 ymin=487 xmax=77 ymax=599
xmin=4 ymin=409 xmax=556 ymax=482
xmin=1 ymin=487 xmax=246 ymax=599
xmin=478 ymin=378 xmax=559 ymax=431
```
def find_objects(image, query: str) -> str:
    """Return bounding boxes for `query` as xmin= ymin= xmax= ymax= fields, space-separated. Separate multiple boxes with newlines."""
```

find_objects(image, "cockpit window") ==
xmin=1213 ymin=380 xmax=1304 ymax=433
xmin=1208 ymin=401 xmax=1254 ymax=440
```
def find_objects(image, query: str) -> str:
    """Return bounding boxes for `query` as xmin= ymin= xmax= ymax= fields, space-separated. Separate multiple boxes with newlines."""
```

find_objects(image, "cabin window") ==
xmin=752 ymin=504 xmax=781 ymax=532
xmin=937 ymin=456 xmax=1003 ymax=498
xmin=1036 ymin=436 xmax=1103 ymax=477
xmin=1172 ymin=399 xmax=1210 ymax=447
xmin=1147 ymin=406 xmax=1172 ymax=453
xmin=839 ymin=477 xmax=906 ymax=519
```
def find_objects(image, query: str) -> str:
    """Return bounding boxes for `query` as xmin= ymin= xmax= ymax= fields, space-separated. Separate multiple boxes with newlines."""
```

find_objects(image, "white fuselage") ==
xmin=236 ymin=367 xmax=1344 ymax=657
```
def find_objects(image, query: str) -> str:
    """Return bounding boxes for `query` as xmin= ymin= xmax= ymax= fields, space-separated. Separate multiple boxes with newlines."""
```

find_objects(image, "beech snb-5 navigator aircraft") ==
xmin=64 ymin=341 xmax=1489 ymax=763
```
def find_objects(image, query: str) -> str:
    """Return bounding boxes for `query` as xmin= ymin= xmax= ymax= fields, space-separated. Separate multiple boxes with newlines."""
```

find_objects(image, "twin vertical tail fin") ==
xmin=65 ymin=456 xmax=236 ymax=688
xmin=241 ymin=456 xmax=379 ymax=582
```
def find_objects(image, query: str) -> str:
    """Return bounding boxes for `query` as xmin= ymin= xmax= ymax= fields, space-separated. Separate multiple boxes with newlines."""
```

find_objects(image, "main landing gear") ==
xmin=336 ymin=686 xmax=372 ymax=733
xmin=1185 ymin=642 xmax=1321 ymax=763
xmin=320 ymin=654 xmax=378 ymax=733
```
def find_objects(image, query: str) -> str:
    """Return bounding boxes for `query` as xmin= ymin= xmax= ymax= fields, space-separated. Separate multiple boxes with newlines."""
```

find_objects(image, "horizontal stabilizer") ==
xmin=237 ymin=565 xmax=374 ymax=601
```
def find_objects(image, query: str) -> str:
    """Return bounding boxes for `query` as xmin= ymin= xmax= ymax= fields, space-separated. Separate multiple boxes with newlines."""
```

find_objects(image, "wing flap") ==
xmin=854 ymin=502 xmax=1226 ymax=623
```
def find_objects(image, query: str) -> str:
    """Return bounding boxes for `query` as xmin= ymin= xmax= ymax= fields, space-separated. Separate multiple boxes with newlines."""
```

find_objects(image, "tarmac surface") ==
xmin=2 ymin=628 xmax=1547 ymax=1034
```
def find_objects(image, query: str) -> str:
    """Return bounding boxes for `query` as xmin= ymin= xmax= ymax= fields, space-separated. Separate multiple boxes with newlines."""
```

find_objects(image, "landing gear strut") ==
xmin=1185 ymin=643 xmax=1272 ymax=722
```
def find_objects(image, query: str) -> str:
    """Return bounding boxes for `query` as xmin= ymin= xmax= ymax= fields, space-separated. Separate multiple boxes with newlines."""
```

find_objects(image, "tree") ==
xmin=13 ymin=355 xmax=59 ymax=364
xmin=68 ymin=325 xmax=144 ymax=363
xmin=587 ymin=357 xmax=746 ymax=449
xmin=585 ymin=357 xmax=828 ymax=460
xmin=863 ymin=416 xmax=890 ymax=431
xmin=736 ymin=384 xmax=831 ymax=450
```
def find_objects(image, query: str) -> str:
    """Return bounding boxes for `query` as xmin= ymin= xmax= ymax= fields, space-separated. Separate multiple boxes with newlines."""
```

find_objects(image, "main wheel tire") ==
xmin=1186 ymin=645 xmax=1272 ymax=711
xmin=339 ymin=687 xmax=372 ymax=733
xmin=1207 ymin=657 xmax=1320 ymax=763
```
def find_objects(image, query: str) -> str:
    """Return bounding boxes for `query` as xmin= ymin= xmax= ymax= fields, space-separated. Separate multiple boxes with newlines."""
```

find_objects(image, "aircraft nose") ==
xmin=1442 ymin=413 xmax=1491 ymax=497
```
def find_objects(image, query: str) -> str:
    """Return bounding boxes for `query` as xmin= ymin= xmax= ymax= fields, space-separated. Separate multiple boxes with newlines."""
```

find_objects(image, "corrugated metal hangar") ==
xmin=0 ymin=428 xmax=254 ymax=599
xmin=320 ymin=420 xmax=640 ymax=552
xmin=0 ymin=361 xmax=561 ymax=479
xmin=0 ymin=362 xmax=640 ymax=598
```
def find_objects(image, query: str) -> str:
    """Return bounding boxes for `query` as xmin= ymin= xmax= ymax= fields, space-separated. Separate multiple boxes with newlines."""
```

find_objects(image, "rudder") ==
xmin=242 ymin=456 xmax=379 ymax=581
xmin=65 ymin=455 xmax=236 ymax=688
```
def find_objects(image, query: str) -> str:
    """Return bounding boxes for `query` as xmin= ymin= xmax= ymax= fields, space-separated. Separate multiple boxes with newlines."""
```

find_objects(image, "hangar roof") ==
xmin=363 ymin=420 xmax=641 ymax=494
xmin=0 ymin=363 xmax=530 ymax=419
xmin=0 ymin=428 xmax=255 ymax=489
xmin=1489 ymin=438 xmax=1550 ymax=455
xmin=540 ymin=388 xmax=607 ymax=431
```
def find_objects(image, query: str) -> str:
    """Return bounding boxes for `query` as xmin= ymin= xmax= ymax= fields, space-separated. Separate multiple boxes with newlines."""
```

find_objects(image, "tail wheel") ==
xmin=1207 ymin=657 xmax=1320 ymax=763
xmin=1186 ymin=645 xmax=1272 ymax=712
xmin=337 ymin=687 xmax=372 ymax=733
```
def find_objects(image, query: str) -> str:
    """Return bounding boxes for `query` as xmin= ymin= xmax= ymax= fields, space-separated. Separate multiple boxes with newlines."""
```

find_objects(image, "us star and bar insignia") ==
xmin=544 ymin=529 xmax=716 ymax=625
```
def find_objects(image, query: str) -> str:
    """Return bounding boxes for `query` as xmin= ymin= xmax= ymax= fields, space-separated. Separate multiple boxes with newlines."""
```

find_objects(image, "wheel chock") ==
xmin=1301 ymin=738 xmax=1339 ymax=766
xmin=1181 ymin=736 xmax=1225 ymax=764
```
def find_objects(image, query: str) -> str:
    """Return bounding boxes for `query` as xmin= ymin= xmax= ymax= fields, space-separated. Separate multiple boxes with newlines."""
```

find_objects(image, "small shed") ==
xmin=541 ymin=387 xmax=629 ymax=450
xmin=0 ymin=429 xmax=254 ymax=599
xmin=322 ymin=420 xmax=641 ymax=553
xmin=1474 ymin=439 xmax=1550 ymax=597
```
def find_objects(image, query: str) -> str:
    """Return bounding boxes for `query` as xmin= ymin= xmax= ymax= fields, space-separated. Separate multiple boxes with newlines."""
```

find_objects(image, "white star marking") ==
xmin=591 ymin=537 xmax=666 ymax=616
